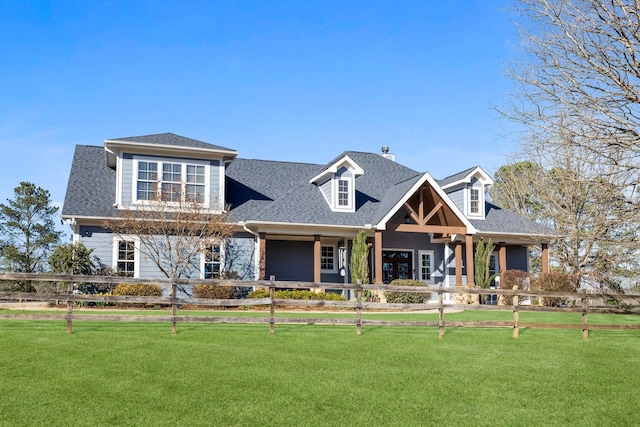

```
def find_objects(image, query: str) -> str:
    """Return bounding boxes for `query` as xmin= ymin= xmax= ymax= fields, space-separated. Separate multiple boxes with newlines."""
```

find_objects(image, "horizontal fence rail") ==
xmin=0 ymin=273 xmax=639 ymax=339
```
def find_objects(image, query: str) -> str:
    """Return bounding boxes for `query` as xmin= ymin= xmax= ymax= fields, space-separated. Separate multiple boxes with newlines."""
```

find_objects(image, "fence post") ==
xmin=438 ymin=283 xmax=444 ymax=340
xmin=512 ymin=285 xmax=519 ymax=339
xmin=171 ymin=279 xmax=178 ymax=335
xmin=269 ymin=275 xmax=275 ymax=335
xmin=356 ymin=284 xmax=362 ymax=336
xmin=582 ymin=289 xmax=589 ymax=340
xmin=66 ymin=280 xmax=74 ymax=335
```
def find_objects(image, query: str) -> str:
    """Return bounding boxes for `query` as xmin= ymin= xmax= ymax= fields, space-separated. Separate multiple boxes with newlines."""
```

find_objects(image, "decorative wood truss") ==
xmin=386 ymin=183 xmax=467 ymax=236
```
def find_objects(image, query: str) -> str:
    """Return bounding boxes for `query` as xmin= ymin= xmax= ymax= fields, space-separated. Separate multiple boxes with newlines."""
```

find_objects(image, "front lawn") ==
xmin=0 ymin=313 xmax=638 ymax=426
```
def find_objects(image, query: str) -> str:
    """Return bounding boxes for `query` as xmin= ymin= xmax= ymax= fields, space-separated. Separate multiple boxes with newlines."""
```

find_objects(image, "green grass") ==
xmin=0 ymin=313 xmax=639 ymax=426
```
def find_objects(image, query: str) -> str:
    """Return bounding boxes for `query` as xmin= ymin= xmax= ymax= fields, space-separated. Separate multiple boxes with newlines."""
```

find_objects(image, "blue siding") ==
xmin=223 ymin=233 xmax=256 ymax=280
xmin=121 ymin=154 xmax=133 ymax=206
xmin=78 ymin=226 xmax=113 ymax=267
xmin=209 ymin=159 xmax=221 ymax=210
xmin=319 ymin=179 xmax=331 ymax=203
xmin=447 ymin=186 xmax=465 ymax=213
xmin=266 ymin=240 xmax=313 ymax=282
xmin=506 ymin=246 xmax=529 ymax=272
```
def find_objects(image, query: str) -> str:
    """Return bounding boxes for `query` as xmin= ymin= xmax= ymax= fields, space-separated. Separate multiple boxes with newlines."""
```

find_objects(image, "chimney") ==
xmin=381 ymin=146 xmax=395 ymax=161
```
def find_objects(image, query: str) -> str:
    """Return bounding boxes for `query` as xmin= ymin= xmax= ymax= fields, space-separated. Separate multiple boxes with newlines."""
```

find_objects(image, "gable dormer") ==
xmin=104 ymin=133 xmax=237 ymax=213
xmin=310 ymin=155 xmax=364 ymax=212
xmin=439 ymin=166 xmax=493 ymax=220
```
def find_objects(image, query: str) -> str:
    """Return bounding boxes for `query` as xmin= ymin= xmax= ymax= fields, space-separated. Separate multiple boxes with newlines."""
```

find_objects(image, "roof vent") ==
xmin=381 ymin=146 xmax=395 ymax=162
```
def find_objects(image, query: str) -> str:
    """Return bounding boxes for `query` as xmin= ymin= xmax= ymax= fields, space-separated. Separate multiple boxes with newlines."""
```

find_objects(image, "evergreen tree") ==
xmin=350 ymin=229 xmax=369 ymax=284
xmin=0 ymin=182 xmax=62 ymax=282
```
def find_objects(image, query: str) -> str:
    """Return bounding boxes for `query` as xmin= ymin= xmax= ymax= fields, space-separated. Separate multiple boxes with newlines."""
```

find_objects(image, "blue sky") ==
xmin=0 ymin=0 xmax=520 ymax=232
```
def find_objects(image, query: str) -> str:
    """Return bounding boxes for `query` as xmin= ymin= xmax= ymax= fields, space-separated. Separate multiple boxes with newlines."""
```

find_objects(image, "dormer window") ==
xmin=337 ymin=179 xmax=350 ymax=208
xmin=310 ymin=155 xmax=364 ymax=213
xmin=470 ymin=188 xmax=480 ymax=214
xmin=440 ymin=166 xmax=493 ymax=220
xmin=467 ymin=180 xmax=484 ymax=218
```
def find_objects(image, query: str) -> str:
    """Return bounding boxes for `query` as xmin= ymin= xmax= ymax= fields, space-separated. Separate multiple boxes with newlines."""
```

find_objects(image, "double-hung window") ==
xmin=162 ymin=162 xmax=182 ymax=202
xmin=203 ymin=245 xmax=221 ymax=279
xmin=470 ymin=188 xmax=480 ymax=215
xmin=137 ymin=161 xmax=158 ymax=201
xmin=337 ymin=179 xmax=349 ymax=207
xmin=419 ymin=250 xmax=435 ymax=284
xmin=186 ymin=165 xmax=206 ymax=202
xmin=117 ymin=240 xmax=136 ymax=277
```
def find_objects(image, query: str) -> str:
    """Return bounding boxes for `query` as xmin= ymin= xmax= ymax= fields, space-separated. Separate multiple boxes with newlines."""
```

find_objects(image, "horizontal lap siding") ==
xmin=78 ymin=226 xmax=113 ymax=267
xmin=224 ymin=234 xmax=256 ymax=280
xmin=266 ymin=240 xmax=313 ymax=282
xmin=121 ymin=154 xmax=133 ymax=206
xmin=506 ymin=246 xmax=529 ymax=272
xmin=209 ymin=159 xmax=221 ymax=210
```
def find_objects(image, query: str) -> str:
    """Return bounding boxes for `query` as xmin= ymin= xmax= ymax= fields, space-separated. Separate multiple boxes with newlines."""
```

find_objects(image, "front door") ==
xmin=382 ymin=250 xmax=412 ymax=283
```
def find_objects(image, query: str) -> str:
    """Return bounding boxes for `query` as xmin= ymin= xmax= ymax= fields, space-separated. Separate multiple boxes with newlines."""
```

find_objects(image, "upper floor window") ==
xmin=137 ymin=161 xmax=158 ymax=200
xmin=470 ymin=188 xmax=480 ymax=214
xmin=133 ymin=157 xmax=209 ymax=205
xmin=337 ymin=180 xmax=349 ymax=207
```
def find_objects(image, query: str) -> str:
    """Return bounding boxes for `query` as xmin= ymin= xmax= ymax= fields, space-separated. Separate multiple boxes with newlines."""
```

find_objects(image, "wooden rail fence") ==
xmin=0 ymin=273 xmax=639 ymax=339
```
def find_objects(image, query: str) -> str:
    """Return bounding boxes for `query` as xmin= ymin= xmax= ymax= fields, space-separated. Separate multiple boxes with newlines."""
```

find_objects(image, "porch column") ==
xmin=541 ymin=243 xmax=549 ymax=274
xmin=313 ymin=235 xmax=321 ymax=283
xmin=374 ymin=230 xmax=383 ymax=284
xmin=499 ymin=242 xmax=507 ymax=274
xmin=259 ymin=232 xmax=266 ymax=280
xmin=465 ymin=234 xmax=475 ymax=286
xmin=454 ymin=241 xmax=463 ymax=286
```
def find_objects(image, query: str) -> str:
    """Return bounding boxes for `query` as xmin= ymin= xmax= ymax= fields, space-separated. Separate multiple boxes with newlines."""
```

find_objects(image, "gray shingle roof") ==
xmin=62 ymin=142 xmax=559 ymax=238
xmin=108 ymin=133 xmax=236 ymax=152
xmin=62 ymin=145 xmax=118 ymax=218
xmin=437 ymin=166 xmax=479 ymax=187
xmin=226 ymin=151 xmax=421 ymax=225
xmin=471 ymin=202 xmax=559 ymax=236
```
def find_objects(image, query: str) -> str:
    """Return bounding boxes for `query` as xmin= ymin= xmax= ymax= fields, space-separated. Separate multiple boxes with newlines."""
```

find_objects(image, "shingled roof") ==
xmin=62 ymin=145 xmax=118 ymax=218
xmin=107 ymin=132 xmax=236 ymax=152
xmin=62 ymin=139 xmax=558 ymax=239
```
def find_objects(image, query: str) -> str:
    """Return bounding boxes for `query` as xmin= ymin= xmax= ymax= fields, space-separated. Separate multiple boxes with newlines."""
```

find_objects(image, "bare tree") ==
xmin=490 ymin=134 xmax=640 ymax=289
xmin=504 ymin=0 xmax=640 ymax=179
xmin=499 ymin=0 xmax=640 ymax=288
xmin=103 ymin=194 xmax=237 ymax=282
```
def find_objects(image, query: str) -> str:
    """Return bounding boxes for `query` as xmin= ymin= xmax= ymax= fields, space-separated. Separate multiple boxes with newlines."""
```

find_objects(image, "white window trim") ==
xmin=112 ymin=236 xmax=140 ymax=278
xmin=131 ymin=155 xmax=212 ymax=209
xmin=418 ymin=250 xmax=435 ymax=284
xmin=466 ymin=184 xmax=484 ymax=218
xmin=320 ymin=243 xmax=338 ymax=273
xmin=200 ymin=241 xmax=225 ymax=279
xmin=332 ymin=175 xmax=355 ymax=212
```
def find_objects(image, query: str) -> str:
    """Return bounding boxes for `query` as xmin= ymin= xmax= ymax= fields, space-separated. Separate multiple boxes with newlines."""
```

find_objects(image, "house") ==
xmin=61 ymin=133 xmax=557 ymax=297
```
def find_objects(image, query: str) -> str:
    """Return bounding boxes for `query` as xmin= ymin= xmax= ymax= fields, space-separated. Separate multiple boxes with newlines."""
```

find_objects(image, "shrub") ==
xmin=385 ymin=279 xmax=431 ymax=304
xmin=499 ymin=270 xmax=530 ymax=305
xmin=248 ymin=289 xmax=346 ymax=301
xmin=531 ymin=272 xmax=579 ymax=307
xmin=112 ymin=283 xmax=163 ymax=308
xmin=113 ymin=283 xmax=163 ymax=297
xmin=193 ymin=284 xmax=233 ymax=300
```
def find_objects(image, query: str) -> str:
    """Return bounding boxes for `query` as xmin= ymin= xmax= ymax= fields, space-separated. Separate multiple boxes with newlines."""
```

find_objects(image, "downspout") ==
xmin=239 ymin=221 xmax=261 ymax=281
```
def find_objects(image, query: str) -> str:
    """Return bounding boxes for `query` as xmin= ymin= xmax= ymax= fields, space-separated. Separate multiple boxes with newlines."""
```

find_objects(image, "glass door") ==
xmin=382 ymin=251 xmax=412 ymax=283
